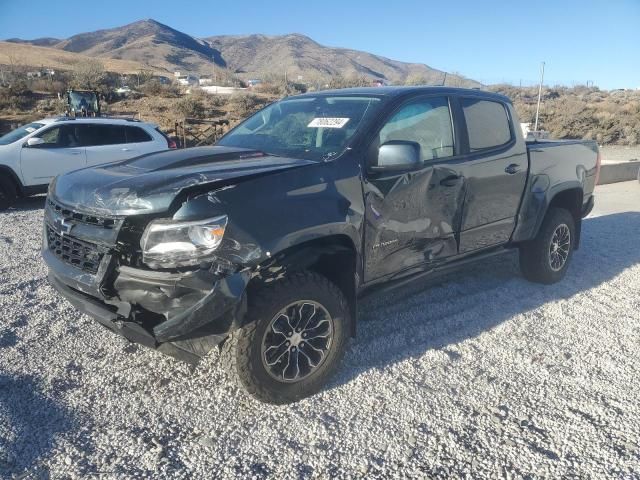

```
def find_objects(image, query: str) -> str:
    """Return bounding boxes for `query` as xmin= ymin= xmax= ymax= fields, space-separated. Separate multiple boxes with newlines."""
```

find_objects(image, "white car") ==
xmin=0 ymin=117 xmax=175 ymax=209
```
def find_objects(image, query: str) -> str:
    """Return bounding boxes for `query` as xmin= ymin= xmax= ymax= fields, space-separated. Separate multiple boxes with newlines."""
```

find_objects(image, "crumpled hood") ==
xmin=52 ymin=146 xmax=315 ymax=216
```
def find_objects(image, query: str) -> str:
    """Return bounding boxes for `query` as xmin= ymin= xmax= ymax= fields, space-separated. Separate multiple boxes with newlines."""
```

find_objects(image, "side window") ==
xmin=78 ymin=125 xmax=127 ymax=146
xmin=461 ymin=98 xmax=512 ymax=151
xmin=36 ymin=126 xmax=80 ymax=147
xmin=38 ymin=127 xmax=62 ymax=146
xmin=101 ymin=126 xmax=127 ymax=145
xmin=378 ymin=97 xmax=454 ymax=161
xmin=126 ymin=126 xmax=152 ymax=143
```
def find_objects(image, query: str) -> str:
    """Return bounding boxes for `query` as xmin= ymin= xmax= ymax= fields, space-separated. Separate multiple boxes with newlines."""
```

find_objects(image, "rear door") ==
xmin=456 ymin=97 xmax=528 ymax=253
xmin=81 ymin=124 xmax=136 ymax=166
xmin=363 ymin=95 xmax=466 ymax=282
xmin=20 ymin=125 xmax=86 ymax=186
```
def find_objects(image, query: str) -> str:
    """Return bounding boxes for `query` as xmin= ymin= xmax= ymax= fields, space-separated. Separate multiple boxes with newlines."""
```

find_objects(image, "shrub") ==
xmin=0 ymin=81 xmax=36 ymax=111
xmin=489 ymin=84 xmax=640 ymax=145
xmin=255 ymin=82 xmax=285 ymax=96
xmin=141 ymin=80 xmax=180 ymax=98
xmin=175 ymin=96 xmax=206 ymax=118
xmin=228 ymin=93 xmax=261 ymax=119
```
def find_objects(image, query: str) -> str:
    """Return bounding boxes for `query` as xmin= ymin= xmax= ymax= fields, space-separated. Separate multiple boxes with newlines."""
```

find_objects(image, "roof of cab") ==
xmin=292 ymin=86 xmax=511 ymax=103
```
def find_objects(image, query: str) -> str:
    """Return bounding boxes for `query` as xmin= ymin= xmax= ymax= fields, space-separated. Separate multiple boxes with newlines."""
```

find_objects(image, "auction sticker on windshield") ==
xmin=308 ymin=118 xmax=350 ymax=128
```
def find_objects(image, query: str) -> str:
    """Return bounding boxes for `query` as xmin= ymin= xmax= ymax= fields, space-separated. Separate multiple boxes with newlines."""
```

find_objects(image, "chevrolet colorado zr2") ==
xmin=42 ymin=87 xmax=600 ymax=403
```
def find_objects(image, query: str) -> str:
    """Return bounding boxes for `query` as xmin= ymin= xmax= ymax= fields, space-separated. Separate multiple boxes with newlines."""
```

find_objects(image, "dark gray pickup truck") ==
xmin=42 ymin=87 xmax=599 ymax=403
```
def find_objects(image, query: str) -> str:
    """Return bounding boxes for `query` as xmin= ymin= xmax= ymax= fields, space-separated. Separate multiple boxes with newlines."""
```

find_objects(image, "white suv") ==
xmin=0 ymin=117 xmax=175 ymax=209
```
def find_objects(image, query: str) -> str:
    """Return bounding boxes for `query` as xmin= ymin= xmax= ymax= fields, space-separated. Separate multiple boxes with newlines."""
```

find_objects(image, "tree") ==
xmin=72 ymin=60 xmax=107 ymax=89
xmin=134 ymin=69 xmax=154 ymax=87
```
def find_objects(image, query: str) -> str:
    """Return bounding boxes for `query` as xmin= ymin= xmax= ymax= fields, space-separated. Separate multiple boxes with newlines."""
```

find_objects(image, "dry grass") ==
xmin=0 ymin=42 xmax=164 ymax=75
xmin=490 ymin=84 xmax=640 ymax=145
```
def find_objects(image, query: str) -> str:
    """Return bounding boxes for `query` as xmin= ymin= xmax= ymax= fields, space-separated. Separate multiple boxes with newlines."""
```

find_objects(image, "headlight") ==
xmin=140 ymin=215 xmax=228 ymax=268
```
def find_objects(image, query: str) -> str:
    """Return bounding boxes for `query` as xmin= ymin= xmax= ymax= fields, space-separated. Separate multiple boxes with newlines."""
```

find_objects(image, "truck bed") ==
xmin=526 ymin=138 xmax=599 ymax=199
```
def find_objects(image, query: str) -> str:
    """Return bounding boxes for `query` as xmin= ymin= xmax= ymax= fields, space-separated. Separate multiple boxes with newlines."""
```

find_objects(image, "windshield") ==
xmin=0 ymin=123 xmax=45 ymax=145
xmin=217 ymin=95 xmax=382 ymax=161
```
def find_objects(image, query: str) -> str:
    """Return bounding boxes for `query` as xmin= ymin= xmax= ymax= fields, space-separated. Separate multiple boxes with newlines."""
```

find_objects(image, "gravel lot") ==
xmin=1 ymin=182 xmax=640 ymax=479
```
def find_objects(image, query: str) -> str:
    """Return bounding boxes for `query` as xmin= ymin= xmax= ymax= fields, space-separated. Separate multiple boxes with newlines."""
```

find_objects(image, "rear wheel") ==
xmin=519 ymin=207 xmax=575 ymax=284
xmin=0 ymin=177 xmax=17 ymax=211
xmin=222 ymin=271 xmax=350 ymax=404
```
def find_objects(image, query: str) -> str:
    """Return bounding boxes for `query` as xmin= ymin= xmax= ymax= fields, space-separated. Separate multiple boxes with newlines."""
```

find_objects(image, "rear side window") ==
xmin=77 ymin=125 xmax=127 ymax=146
xmin=125 ymin=126 xmax=152 ymax=143
xmin=461 ymin=99 xmax=512 ymax=151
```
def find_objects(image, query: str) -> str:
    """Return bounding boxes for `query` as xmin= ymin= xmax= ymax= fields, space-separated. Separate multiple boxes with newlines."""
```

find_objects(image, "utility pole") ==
xmin=534 ymin=61 xmax=545 ymax=132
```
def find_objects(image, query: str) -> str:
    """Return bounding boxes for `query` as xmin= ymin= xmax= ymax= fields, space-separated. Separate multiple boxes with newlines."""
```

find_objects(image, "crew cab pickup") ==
xmin=42 ymin=87 xmax=599 ymax=404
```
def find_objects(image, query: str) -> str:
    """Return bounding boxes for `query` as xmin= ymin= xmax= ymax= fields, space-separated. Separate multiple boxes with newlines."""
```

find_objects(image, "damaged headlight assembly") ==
xmin=140 ymin=215 xmax=228 ymax=269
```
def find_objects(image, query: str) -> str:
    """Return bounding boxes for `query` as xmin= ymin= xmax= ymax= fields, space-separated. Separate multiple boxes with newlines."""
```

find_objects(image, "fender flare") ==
xmin=248 ymin=234 xmax=360 ymax=336
xmin=512 ymin=179 xmax=583 ymax=245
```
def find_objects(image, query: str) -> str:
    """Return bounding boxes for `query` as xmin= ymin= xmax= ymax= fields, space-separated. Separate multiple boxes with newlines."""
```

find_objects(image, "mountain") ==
xmin=7 ymin=20 xmax=225 ymax=74
xmin=205 ymin=33 xmax=475 ymax=86
xmin=6 ymin=19 xmax=479 ymax=86
xmin=6 ymin=37 xmax=60 ymax=47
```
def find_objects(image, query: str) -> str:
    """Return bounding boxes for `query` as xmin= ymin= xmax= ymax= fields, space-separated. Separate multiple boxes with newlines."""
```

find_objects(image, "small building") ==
xmin=177 ymin=75 xmax=199 ymax=86
xmin=199 ymin=75 xmax=214 ymax=86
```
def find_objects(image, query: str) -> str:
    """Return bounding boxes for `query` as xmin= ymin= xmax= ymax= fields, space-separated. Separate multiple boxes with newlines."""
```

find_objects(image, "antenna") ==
xmin=534 ymin=61 xmax=545 ymax=132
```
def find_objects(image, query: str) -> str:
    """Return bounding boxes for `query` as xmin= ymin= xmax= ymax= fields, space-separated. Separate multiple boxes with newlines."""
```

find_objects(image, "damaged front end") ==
xmin=43 ymin=195 xmax=253 ymax=363
xmin=40 ymin=148 xmax=301 ymax=362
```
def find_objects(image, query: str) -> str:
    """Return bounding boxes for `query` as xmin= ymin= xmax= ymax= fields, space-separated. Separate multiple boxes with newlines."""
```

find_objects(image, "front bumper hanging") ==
xmin=44 ymin=246 xmax=250 ymax=364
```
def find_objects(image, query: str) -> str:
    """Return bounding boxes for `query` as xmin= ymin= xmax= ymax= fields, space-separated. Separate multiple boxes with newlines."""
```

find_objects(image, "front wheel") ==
xmin=222 ymin=271 xmax=350 ymax=404
xmin=0 ymin=177 xmax=17 ymax=211
xmin=519 ymin=207 xmax=576 ymax=284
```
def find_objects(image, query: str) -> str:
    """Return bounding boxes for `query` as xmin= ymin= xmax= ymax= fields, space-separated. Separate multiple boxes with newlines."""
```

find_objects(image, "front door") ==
xmin=20 ymin=125 xmax=86 ymax=186
xmin=363 ymin=96 xmax=466 ymax=282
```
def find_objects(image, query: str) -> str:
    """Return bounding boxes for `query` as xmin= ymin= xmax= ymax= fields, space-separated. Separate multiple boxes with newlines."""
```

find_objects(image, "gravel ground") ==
xmin=1 ymin=183 xmax=640 ymax=479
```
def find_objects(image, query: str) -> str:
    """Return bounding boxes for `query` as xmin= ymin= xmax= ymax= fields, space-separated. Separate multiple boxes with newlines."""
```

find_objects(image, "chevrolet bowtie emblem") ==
xmin=56 ymin=218 xmax=74 ymax=236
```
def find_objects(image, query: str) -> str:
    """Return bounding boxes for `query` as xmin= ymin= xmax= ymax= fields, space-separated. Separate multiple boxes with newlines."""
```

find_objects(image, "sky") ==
xmin=0 ymin=0 xmax=638 ymax=90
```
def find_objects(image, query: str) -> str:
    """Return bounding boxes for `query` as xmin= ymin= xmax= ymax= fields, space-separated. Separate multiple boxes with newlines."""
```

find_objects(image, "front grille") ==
xmin=48 ymin=198 xmax=116 ymax=229
xmin=46 ymin=225 xmax=104 ymax=274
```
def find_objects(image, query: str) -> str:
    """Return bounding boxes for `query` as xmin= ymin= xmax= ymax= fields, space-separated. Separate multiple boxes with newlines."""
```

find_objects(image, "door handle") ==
xmin=121 ymin=148 xmax=132 ymax=152
xmin=440 ymin=175 xmax=463 ymax=187
xmin=505 ymin=164 xmax=521 ymax=175
xmin=70 ymin=150 xmax=82 ymax=155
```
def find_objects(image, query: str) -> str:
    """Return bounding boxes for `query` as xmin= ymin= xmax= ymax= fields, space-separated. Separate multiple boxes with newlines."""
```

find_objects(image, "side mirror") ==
xmin=26 ymin=137 xmax=45 ymax=147
xmin=372 ymin=141 xmax=421 ymax=171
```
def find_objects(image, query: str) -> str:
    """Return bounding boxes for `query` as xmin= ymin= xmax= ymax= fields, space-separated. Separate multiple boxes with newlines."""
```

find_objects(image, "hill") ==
xmin=0 ymin=41 xmax=161 ymax=75
xmin=205 ymin=33 xmax=477 ymax=86
xmin=7 ymin=19 xmax=479 ymax=86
